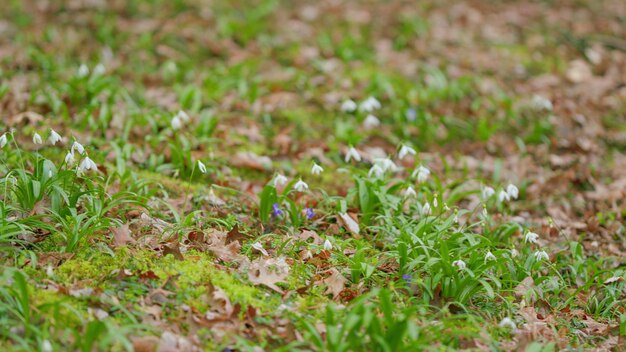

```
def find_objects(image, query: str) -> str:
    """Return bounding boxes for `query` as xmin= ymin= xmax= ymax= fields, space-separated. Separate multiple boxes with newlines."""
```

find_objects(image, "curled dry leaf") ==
xmin=112 ymin=223 xmax=135 ymax=248
xmin=338 ymin=212 xmax=360 ymax=237
xmin=320 ymin=268 xmax=348 ymax=299
xmin=246 ymin=257 xmax=290 ymax=293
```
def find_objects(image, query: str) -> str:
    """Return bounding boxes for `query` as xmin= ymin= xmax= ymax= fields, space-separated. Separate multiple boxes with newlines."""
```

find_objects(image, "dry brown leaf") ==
xmin=132 ymin=336 xmax=160 ymax=352
xmin=247 ymin=257 xmax=290 ymax=293
xmin=337 ymin=213 xmax=360 ymax=237
xmin=112 ymin=224 xmax=135 ymax=248
xmin=321 ymin=268 xmax=348 ymax=299
xmin=231 ymin=152 xmax=272 ymax=171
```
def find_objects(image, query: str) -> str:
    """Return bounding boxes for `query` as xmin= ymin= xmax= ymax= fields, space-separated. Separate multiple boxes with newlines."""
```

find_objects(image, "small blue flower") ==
xmin=305 ymin=207 xmax=315 ymax=220
xmin=272 ymin=203 xmax=283 ymax=218
xmin=402 ymin=274 xmax=412 ymax=287
xmin=405 ymin=108 xmax=417 ymax=122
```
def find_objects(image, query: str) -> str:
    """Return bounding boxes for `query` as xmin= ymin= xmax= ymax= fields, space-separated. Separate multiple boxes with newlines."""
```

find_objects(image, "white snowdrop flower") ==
xmin=525 ymin=231 xmax=539 ymax=244
xmin=323 ymin=239 xmax=333 ymax=251
xmin=251 ymin=242 xmax=269 ymax=256
xmin=345 ymin=147 xmax=362 ymax=162
xmin=511 ymin=248 xmax=519 ymax=258
xmin=413 ymin=165 xmax=430 ymax=183
xmin=482 ymin=186 xmax=495 ymax=199
xmin=404 ymin=186 xmax=417 ymax=198
xmin=359 ymin=96 xmax=381 ymax=112
xmin=93 ymin=63 xmax=106 ymax=76
xmin=293 ymin=179 xmax=309 ymax=192
xmin=65 ymin=151 xmax=75 ymax=165
xmin=485 ymin=251 xmax=496 ymax=263
xmin=42 ymin=339 xmax=53 ymax=352
xmin=433 ymin=195 xmax=438 ymax=208
xmin=531 ymin=95 xmax=553 ymax=111
xmin=482 ymin=206 xmax=488 ymax=218
xmin=534 ymin=250 xmax=549 ymax=261
xmin=498 ymin=190 xmax=510 ymax=202
xmin=273 ymin=174 xmax=288 ymax=187
xmin=452 ymin=260 xmax=466 ymax=270
xmin=422 ymin=202 xmax=431 ymax=216
xmin=171 ymin=115 xmax=182 ymax=130
xmin=375 ymin=158 xmax=397 ymax=172
xmin=33 ymin=132 xmax=43 ymax=145
xmin=454 ymin=214 xmax=459 ymax=224
xmin=443 ymin=203 xmax=450 ymax=212
xmin=197 ymin=160 xmax=207 ymax=174
xmin=340 ymin=99 xmax=357 ymax=112
xmin=398 ymin=144 xmax=416 ymax=160
xmin=368 ymin=164 xmax=385 ymax=178
xmin=311 ymin=163 xmax=324 ymax=175
xmin=48 ymin=170 xmax=52 ymax=178
xmin=177 ymin=110 xmax=190 ymax=123
xmin=506 ymin=184 xmax=519 ymax=200
xmin=363 ymin=114 xmax=380 ymax=129
xmin=78 ymin=156 xmax=98 ymax=173
xmin=46 ymin=265 xmax=54 ymax=278
xmin=0 ymin=133 xmax=7 ymax=148
xmin=499 ymin=317 xmax=517 ymax=330
xmin=72 ymin=141 xmax=85 ymax=155
xmin=48 ymin=129 xmax=62 ymax=145
xmin=78 ymin=64 xmax=90 ymax=77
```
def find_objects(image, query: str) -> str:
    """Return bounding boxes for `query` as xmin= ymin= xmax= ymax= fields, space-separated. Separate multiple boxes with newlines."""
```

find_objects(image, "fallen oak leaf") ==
xmin=112 ymin=224 xmax=135 ymax=248
xmin=338 ymin=212 xmax=360 ymax=238
xmin=226 ymin=224 xmax=250 ymax=244
xmin=246 ymin=257 xmax=290 ymax=293
xmin=320 ymin=268 xmax=348 ymax=299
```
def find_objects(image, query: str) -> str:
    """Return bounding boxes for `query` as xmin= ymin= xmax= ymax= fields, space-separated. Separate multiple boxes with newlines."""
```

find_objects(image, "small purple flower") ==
xmin=272 ymin=203 xmax=283 ymax=218
xmin=402 ymin=274 xmax=412 ymax=287
xmin=305 ymin=207 xmax=315 ymax=220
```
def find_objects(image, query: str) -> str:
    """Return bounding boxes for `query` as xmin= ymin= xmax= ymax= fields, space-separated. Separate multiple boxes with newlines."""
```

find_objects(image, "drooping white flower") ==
xmin=48 ymin=129 xmax=62 ymax=145
xmin=413 ymin=165 xmax=430 ymax=183
xmin=482 ymin=206 xmax=488 ymax=218
xmin=499 ymin=317 xmax=517 ymax=330
xmin=177 ymin=110 xmax=190 ymax=123
xmin=485 ymin=251 xmax=496 ymax=263
xmin=33 ymin=133 xmax=43 ymax=145
xmin=293 ymin=179 xmax=309 ymax=192
xmin=273 ymin=174 xmax=288 ymax=187
xmin=433 ymin=195 xmax=438 ymax=208
xmin=404 ymin=186 xmax=417 ymax=198
xmin=323 ymin=239 xmax=333 ymax=251
xmin=398 ymin=144 xmax=416 ymax=160
xmin=65 ymin=151 xmax=75 ymax=165
xmin=171 ymin=115 xmax=182 ymax=130
xmin=374 ymin=158 xmax=398 ymax=173
xmin=534 ymin=250 xmax=549 ymax=261
xmin=531 ymin=95 xmax=553 ymax=111
xmin=72 ymin=141 xmax=85 ymax=155
xmin=42 ymin=339 xmax=53 ymax=352
xmin=197 ymin=160 xmax=207 ymax=174
xmin=340 ymin=99 xmax=357 ymax=113
xmin=77 ymin=64 xmax=90 ymax=77
xmin=368 ymin=164 xmax=384 ymax=178
xmin=0 ymin=133 xmax=7 ymax=148
xmin=78 ymin=156 xmax=98 ymax=173
xmin=363 ymin=114 xmax=380 ymax=129
xmin=93 ymin=63 xmax=106 ymax=76
xmin=345 ymin=147 xmax=362 ymax=162
xmin=498 ymin=190 xmax=510 ymax=202
xmin=251 ymin=242 xmax=269 ymax=256
xmin=452 ymin=260 xmax=466 ymax=270
xmin=506 ymin=184 xmax=519 ymax=199
xmin=422 ymin=202 xmax=431 ymax=215
xmin=311 ymin=163 xmax=324 ymax=175
xmin=482 ymin=186 xmax=495 ymax=199
xmin=525 ymin=231 xmax=539 ymax=244
xmin=359 ymin=96 xmax=381 ymax=112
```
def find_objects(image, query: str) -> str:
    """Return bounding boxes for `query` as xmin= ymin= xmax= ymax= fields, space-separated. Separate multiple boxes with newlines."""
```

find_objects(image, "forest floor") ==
xmin=0 ymin=0 xmax=625 ymax=351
